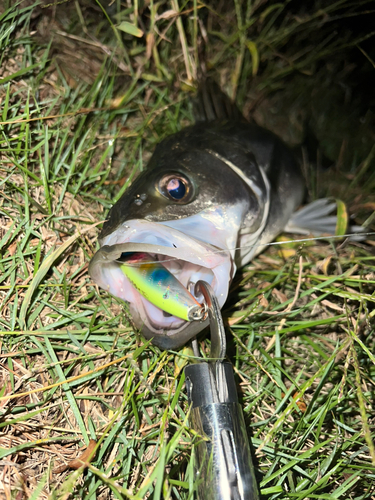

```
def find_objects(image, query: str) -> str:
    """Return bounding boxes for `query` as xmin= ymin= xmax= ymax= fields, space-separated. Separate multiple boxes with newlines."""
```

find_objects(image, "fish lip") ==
xmin=88 ymin=220 xmax=233 ymax=349
xmin=89 ymin=241 xmax=223 ymax=264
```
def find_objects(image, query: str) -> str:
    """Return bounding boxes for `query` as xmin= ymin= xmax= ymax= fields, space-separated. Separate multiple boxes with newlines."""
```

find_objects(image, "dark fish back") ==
xmin=190 ymin=80 xmax=305 ymax=256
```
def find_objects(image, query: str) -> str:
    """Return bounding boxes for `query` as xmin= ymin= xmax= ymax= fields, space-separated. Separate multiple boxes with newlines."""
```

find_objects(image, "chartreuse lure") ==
xmin=120 ymin=253 xmax=204 ymax=321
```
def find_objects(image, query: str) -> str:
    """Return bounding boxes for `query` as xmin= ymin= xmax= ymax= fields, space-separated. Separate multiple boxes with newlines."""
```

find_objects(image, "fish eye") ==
xmin=157 ymin=173 xmax=194 ymax=203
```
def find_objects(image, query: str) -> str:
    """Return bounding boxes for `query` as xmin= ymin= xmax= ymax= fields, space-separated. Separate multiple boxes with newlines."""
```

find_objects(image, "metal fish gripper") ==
xmin=185 ymin=281 xmax=259 ymax=500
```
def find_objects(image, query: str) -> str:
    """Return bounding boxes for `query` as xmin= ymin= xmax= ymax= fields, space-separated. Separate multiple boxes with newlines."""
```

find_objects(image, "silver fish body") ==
xmin=89 ymin=94 xmax=305 ymax=349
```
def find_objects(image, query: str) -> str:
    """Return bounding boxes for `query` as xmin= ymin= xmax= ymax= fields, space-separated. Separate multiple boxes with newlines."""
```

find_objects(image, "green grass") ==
xmin=0 ymin=0 xmax=375 ymax=499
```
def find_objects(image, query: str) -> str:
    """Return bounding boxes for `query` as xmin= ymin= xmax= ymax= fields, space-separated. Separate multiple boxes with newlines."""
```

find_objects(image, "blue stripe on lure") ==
xmin=119 ymin=253 xmax=205 ymax=322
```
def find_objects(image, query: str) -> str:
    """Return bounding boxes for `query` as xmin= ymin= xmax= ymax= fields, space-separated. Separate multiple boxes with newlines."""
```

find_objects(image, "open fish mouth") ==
xmin=88 ymin=219 xmax=235 ymax=349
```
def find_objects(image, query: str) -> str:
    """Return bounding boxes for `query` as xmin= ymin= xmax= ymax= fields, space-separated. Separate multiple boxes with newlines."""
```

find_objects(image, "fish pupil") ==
xmin=166 ymin=178 xmax=186 ymax=200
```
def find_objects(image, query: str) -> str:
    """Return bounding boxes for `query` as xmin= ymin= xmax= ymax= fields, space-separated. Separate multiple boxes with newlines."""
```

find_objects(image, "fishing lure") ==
xmin=119 ymin=252 xmax=205 ymax=322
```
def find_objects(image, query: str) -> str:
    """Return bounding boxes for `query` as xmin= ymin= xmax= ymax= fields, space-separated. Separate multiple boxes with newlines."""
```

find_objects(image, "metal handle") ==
xmin=185 ymin=363 xmax=259 ymax=499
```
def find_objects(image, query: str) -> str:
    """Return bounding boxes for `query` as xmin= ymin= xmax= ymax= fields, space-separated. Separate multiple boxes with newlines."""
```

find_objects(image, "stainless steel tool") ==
xmin=185 ymin=281 xmax=259 ymax=500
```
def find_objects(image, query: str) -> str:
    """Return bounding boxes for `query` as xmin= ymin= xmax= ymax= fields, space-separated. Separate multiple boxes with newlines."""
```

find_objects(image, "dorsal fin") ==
xmin=193 ymin=78 xmax=245 ymax=123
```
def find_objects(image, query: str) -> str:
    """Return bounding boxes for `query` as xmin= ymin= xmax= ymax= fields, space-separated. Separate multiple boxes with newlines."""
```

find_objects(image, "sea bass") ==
xmin=89 ymin=82 xmax=327 ymax=349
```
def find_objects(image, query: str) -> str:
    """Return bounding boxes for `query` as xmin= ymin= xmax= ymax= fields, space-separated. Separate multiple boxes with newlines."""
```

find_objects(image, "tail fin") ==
xmin=192 ymin=78 xmax=244 ymax=123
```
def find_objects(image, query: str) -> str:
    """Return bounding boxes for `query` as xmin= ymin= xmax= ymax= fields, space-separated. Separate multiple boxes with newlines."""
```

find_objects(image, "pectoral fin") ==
xmin=284 ymin=198 xmax=365 ymax=240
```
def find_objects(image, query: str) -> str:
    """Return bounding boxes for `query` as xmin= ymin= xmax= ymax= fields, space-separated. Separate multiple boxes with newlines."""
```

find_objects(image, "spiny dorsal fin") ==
xmin=193 ymin=78 xmax=245 ymax=123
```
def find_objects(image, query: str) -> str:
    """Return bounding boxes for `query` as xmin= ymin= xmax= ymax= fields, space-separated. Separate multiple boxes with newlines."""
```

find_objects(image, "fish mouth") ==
xmin=88 ymin=219 xmax=234 ymax=349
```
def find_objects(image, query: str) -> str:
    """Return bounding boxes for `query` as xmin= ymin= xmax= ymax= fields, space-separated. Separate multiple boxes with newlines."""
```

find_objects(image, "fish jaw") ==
xmin=89 ymin=206 xmax=245 ymax=349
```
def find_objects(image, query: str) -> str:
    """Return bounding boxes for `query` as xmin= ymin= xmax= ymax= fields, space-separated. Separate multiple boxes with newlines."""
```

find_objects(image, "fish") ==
xmin=89 ymin=80 xmax=342 ymax=350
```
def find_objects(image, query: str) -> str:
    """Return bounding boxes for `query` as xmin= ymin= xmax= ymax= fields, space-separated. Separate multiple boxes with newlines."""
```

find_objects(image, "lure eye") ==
xmin=158 ymin=173 xmax=194 ymax=203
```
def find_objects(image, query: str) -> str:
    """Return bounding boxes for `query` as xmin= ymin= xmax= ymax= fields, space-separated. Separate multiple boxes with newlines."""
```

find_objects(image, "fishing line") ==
xmin=117 ymin=231 xmax=375 ymax=267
